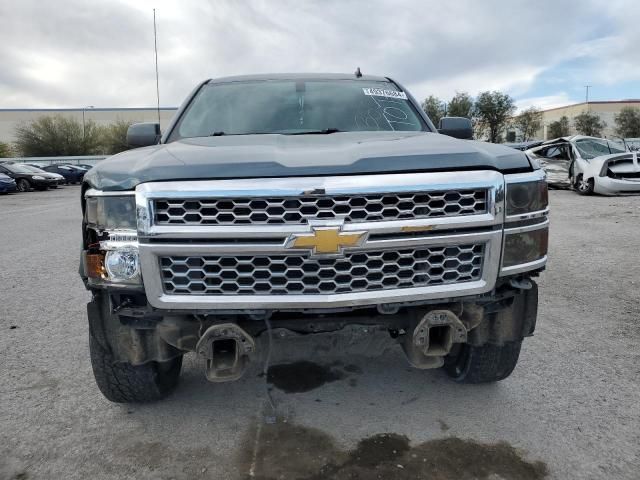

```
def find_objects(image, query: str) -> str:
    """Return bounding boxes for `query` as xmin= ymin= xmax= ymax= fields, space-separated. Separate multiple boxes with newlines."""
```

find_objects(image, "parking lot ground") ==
xmin=1 ymin=187 xmax=639 ymax=479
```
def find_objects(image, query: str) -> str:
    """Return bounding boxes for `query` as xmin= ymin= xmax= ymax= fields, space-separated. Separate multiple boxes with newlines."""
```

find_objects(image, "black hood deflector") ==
xmin=84 ymin=131 xmax=532 ymax=191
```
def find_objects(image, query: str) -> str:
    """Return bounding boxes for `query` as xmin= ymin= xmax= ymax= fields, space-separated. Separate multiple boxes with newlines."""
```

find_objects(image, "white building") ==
xmin=536 ymin=100 xmax=640 ymax=140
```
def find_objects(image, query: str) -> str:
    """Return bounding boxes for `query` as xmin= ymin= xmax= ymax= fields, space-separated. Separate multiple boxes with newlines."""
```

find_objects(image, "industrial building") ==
xmin=532 ymin=100 xmax=640 ymax=140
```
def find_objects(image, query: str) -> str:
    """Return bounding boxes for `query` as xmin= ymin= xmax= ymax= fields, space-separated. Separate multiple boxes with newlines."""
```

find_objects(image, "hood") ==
xmin=85 ymin=131 xmax=533 ymax=191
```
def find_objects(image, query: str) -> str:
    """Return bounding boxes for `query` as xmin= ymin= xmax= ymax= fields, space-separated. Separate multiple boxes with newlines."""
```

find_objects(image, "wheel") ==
xmin=16 ymin=179 xmax=31 ymax=192
xmin=575 ymin=174 xmax=594 ymax=195
xmin=88 ymin=296 xmax=182 ymax=403
xmin=444 ymin=341 xmax=522 ymax=383
xmin=89 ymin=330 xmax=182 ymax=402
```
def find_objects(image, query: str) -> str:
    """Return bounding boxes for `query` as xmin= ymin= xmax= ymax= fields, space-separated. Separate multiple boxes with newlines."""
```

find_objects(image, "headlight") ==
xmin=501 ymin=171 xmax=549 ymax=275
xmin=506 ymin=179 xmax=548 ymax=216
xmin=502 ymin=227 xmax=549 ymax=269
xmin=105 ymin=249 xmax=140 ymax=283
xmin=85 ymin=194 xmax=136 ymax=230
xmin=32 ymin=175 xmax=45 ymax=180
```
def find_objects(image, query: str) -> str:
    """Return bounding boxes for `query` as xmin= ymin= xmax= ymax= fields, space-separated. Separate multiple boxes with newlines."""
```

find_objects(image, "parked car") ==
xmin=60 ymin=164 xmax=90 ymax=176
xmin=40 ymin=164 xmax=84 ymax=184
xmin=65 ymin=164 xmax=89 ymax=170
xmin=73 ymin=163 xmax=96 ymax=171
xmin=525 ymin=135 xmax=635 ymax=194
xmin=20 ymin=165 xmax=65 ymax=187
xmin=0 ymin=162 xmax=58 ymax=191
xmin=0 ymin=172 xmax=17 ymax=194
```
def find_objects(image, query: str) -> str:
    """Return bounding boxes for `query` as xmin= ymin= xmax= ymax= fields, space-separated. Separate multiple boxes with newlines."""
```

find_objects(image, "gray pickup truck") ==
xmin=80 ymin=73 xmax=548 ymax=403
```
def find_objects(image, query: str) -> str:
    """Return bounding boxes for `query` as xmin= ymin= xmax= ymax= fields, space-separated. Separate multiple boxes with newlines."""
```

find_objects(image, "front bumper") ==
xmin=0 ymin=182 xmax=17 ymax=193
xmin=31 ymin=178 xmax=58 ymax=188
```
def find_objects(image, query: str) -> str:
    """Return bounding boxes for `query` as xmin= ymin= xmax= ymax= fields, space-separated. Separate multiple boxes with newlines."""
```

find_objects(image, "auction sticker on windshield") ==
xmin=362 ymin=88 xmax=408 ymax=100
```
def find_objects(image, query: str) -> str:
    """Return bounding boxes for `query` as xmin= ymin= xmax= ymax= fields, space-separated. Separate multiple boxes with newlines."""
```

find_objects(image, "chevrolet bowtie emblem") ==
xmin=286 ymin=227 xmax=367 ymax=255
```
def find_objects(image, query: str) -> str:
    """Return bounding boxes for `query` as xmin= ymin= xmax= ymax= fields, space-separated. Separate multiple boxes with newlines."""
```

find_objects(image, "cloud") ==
xmin=515 ymin=93 xmax=573 ymax=113
xmin=0 ymin=0 xmax=636 ymax=108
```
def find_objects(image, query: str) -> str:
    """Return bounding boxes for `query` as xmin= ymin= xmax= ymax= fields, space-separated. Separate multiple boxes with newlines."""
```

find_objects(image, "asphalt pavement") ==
xmin=1 ymin=186 xmax=639 ymax=479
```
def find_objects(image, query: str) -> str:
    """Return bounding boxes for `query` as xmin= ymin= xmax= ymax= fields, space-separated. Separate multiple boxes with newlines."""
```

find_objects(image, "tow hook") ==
xmin=402 ymin=310 xmax=467 ymax=369
xmin=196 ymin=323 xmax=255 ymax=382
xmin=509 ymin=278 xmax=533 ymax=290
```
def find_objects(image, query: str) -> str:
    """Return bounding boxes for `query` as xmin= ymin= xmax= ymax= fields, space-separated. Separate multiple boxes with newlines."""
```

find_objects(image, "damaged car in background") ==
xmin=525 ymin=135 xmax=639 ymax=195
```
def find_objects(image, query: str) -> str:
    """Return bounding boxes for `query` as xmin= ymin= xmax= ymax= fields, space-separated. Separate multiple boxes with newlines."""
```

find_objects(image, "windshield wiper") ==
xmin=289 ymin=128 xmax=342 ymax=135
xmin=208 ymin=129 xmax=343 ymax=137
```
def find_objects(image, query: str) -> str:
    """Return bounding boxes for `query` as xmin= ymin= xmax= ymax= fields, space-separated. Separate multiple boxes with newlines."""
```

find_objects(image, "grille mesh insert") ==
xmin=160 ymin=244 xmax=484 ymax=296
xmin=153 ymin=190 xmax=487 ymax=225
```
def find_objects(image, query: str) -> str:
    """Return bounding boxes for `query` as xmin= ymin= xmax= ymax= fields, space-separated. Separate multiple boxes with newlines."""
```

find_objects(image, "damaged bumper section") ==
xmin=88 ymin=279 xmax=539 ymax=383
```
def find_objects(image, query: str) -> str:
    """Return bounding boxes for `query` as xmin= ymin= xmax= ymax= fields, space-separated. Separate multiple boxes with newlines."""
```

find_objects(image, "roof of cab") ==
xmin=207 ymin=72 xmax=390 ymax=84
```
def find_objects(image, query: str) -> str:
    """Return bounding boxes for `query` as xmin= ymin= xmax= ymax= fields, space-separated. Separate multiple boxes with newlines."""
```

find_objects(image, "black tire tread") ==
xmin=446 ymin=341 xmax=522 ymax=384
xmin=89 ymin=322 xmax=181 ymax=403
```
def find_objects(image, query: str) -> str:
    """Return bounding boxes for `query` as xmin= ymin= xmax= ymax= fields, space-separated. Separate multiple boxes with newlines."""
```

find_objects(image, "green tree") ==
xmin=614 ymin=107 xmax=640 ymax=138
xmin=447 ymin=92 xmax=473 ymax=118
xmin=421 ymin=95 xmax=446 ymax=126
xmin=547 ymin=116 xmax=570 ymax=138
xmin=472 ymin=91 xmax=516 ymax=143
xmin=513 ymin=107 xmax=543 ymax=141
xmin=0 ymin=141 xmax=13 ymax=157
xmin=101 ymin=119 xmax=137 ymax=155
xmin=14 ymin=115 xmax=103 ymax=157
xmin=573 ymin=111 xmax=606 ymax=137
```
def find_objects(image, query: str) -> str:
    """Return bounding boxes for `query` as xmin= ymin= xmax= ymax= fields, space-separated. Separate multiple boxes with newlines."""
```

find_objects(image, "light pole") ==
xmin=82 ymin=105 xmax=94 ymax=142
xmin=584 ymin=86 xmax=591 ymax=112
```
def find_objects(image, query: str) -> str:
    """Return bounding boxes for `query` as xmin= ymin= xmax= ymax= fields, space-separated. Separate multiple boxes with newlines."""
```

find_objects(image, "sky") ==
xmin=0 ymin=0 xmax=638 ymax=112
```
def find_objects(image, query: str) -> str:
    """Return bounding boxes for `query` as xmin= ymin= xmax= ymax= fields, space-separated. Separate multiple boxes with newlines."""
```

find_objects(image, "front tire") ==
xmin=17 ymin=179 xmax=31 ymax=192
xmin=89 ymin=329 xmax=182 ymax=403
xmin=444 ymin=341 xmax=522 ymax=383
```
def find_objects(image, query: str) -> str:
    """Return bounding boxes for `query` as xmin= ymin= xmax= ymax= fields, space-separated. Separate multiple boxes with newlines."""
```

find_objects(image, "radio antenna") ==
xmin=153 ymin=8 xmax=161 ymax=126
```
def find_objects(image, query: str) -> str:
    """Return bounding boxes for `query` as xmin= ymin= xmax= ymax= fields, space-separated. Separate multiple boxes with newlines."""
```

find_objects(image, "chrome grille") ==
xmin=153 ymin=189 xmax=487 ymax=225
xmin=160 ymin=244 xmax=484 ymax=295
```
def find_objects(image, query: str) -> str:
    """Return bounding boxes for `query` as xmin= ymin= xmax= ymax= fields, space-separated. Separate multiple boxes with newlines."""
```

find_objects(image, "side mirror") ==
xmin=127 ymin=123 xmax=161 ymax=148
xmin=438 ymin=117 xmax=473 ymax=140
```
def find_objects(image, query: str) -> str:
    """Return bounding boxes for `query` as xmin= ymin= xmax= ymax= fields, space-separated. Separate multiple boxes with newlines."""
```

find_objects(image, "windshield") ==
xmin=172 ymin=79 xmax=426 ymax=140
xmin=3 ymin=163 xmax=35 ymax=174
xmin=575 ymin=138 xmax=626 ymax=159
